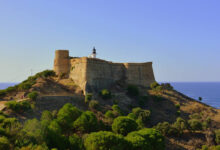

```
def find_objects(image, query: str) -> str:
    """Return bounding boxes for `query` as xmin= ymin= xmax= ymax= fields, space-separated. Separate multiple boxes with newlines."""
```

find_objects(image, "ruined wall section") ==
xmin=124 ymin=62 xmax=155 ymax=86
xmin=85 ymin=58 xmax=125 ymax=92
xmin=69 ymin=58 xmax=155 ymax=93
xmin=69 ymin=57 xmax=88 ymax=92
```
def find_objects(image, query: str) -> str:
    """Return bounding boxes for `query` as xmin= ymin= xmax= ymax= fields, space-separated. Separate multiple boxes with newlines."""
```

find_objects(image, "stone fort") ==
xmin=54 ymin=49 xmax=155 ymax=94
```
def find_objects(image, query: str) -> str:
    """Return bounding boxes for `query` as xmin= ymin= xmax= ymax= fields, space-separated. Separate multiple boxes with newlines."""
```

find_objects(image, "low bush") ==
xmin=188 ymin=119 xmax=203 ymax=131
xmin=27 ymin=91 xmax=38 ymax=100
xmin=126 ymin=128 xmax=165 ymax=150
xmin=127 ymin=85 xmax=139 ymax=97
xmin=154 ymin=122 xmax=179 ymax=137
xmin=84 ymin=131 xmax=129 ymax=150
xmin=112 ymin=104 xmax=123 ymax=116
xmin=175 ymin=103 xmax=180 ymax=109
xmin=5 ymin=100 xmax=31 ymax=113
xmin=100 ymin=89 xmax=112 ymax=99
xmin=105 ymin=110 xmax=115 ymax=118
xmin=132 ymin=107 xmax=151 ymax=124
xmin=85 ymin=93 xmax=93 ymax=103
xmin=112 ymin=116 xmax=138 ymax=136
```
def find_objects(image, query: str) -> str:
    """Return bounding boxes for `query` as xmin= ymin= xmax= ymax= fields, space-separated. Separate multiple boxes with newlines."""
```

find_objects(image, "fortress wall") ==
xmin=54 ymin=52 xmax=155 ymax=94
xmin=54 ymin=50 xmax=70 ymax=76
xmin=123 ymin=62 xmax=155 ymax=86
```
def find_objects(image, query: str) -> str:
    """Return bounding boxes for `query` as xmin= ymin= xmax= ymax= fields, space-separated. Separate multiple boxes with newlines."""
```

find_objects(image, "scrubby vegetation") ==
xmin=27 ymin=91 xmax=39 ymax=100
xmin=5 ymin=100 xmax=31 ymax=113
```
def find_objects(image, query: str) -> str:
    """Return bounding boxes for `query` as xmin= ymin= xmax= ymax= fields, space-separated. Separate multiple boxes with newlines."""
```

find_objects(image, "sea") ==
xmin=0 ymin=82 xmax=219 ymax=109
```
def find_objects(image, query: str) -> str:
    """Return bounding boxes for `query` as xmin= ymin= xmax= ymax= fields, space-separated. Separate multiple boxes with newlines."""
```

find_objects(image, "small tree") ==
xmin=57 ymin=103 xmax=82 ymax=130
xmin=112 ymin=116 xmax=138 ymax=136
xmin=73 ymin=111 xmax=98 ymax=133
xmin=126 ymin=128 xmax=165 ymax=150
xmin=84 ymin=131 xmax=129 ymax=150
xmin=199 ymin=97 xmax=203 ymax=101
xmin=188 ymin=119 xmax=202 ymax=131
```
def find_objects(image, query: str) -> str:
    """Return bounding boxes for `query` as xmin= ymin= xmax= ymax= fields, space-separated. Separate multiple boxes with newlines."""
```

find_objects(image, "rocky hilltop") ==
xmin=0 ymin=70 xmax=219 ymax=150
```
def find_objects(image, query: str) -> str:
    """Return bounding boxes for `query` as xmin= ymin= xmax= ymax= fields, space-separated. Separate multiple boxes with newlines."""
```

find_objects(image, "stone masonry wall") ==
xmin=69 ymin=57 xmax=155 ymax=93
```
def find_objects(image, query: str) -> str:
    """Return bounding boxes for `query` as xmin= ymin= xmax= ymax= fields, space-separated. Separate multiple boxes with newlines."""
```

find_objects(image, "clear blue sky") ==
xmin=0 ymin=0 xmax=219 ymax=82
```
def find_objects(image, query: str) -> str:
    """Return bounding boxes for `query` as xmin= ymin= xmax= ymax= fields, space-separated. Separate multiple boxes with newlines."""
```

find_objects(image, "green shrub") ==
xmin=201 ymin=145 xmax=209 ymax=150
xmin=84 ymin=131 xmax=129 ymax=150
xmin=105 ymin=110 xmax=115 ymax=118
xmin=175 ymin=103 xmax=180 ymax=109
xmin=73 ymin=111 xmax=98 ymax=133
xmin=176 ymin=110 xmax=181 ymax=116
xmin=154 ymin=122 xmax=179 ymax=136
xmin=132 ymin=107 xmax=151 ymax=124
xmin=199 ymin=97 xmax=203 ymax=101
xmin=89 ymin=100 xmax=100 ymax=110
xmin=57 ymin=103 xmax=82 ymax=130
xmin=5 ymin=100 xmax=31 ymax=113
xmin=136 ymin=119 xmax=145 ymax=129
xmin=127 ymin=85 xmax=139 ymax=97
xmin=150 ymin=82 xmax=160 ymax=89
xmin=27 ymin=91 xmax=39 ymax=100
xmin=85 ymin=93 xmax=93 ymax=103
xmin=100 ymin=89 xmax=112 ymax=99
xmin=188 ymin=119 xmax=202 ymax=131
xmin=0 ymin=136 xmax=10 ymax=150
xmin=69 ymin=134 xmax=84 ymax=150
xmin=112 ymin=116 xmax=138 ymax=136
xmin=126 ymin=128 xmax=165 ymax=150
xmin=215 ymin=129 xmax=220 ymax=144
